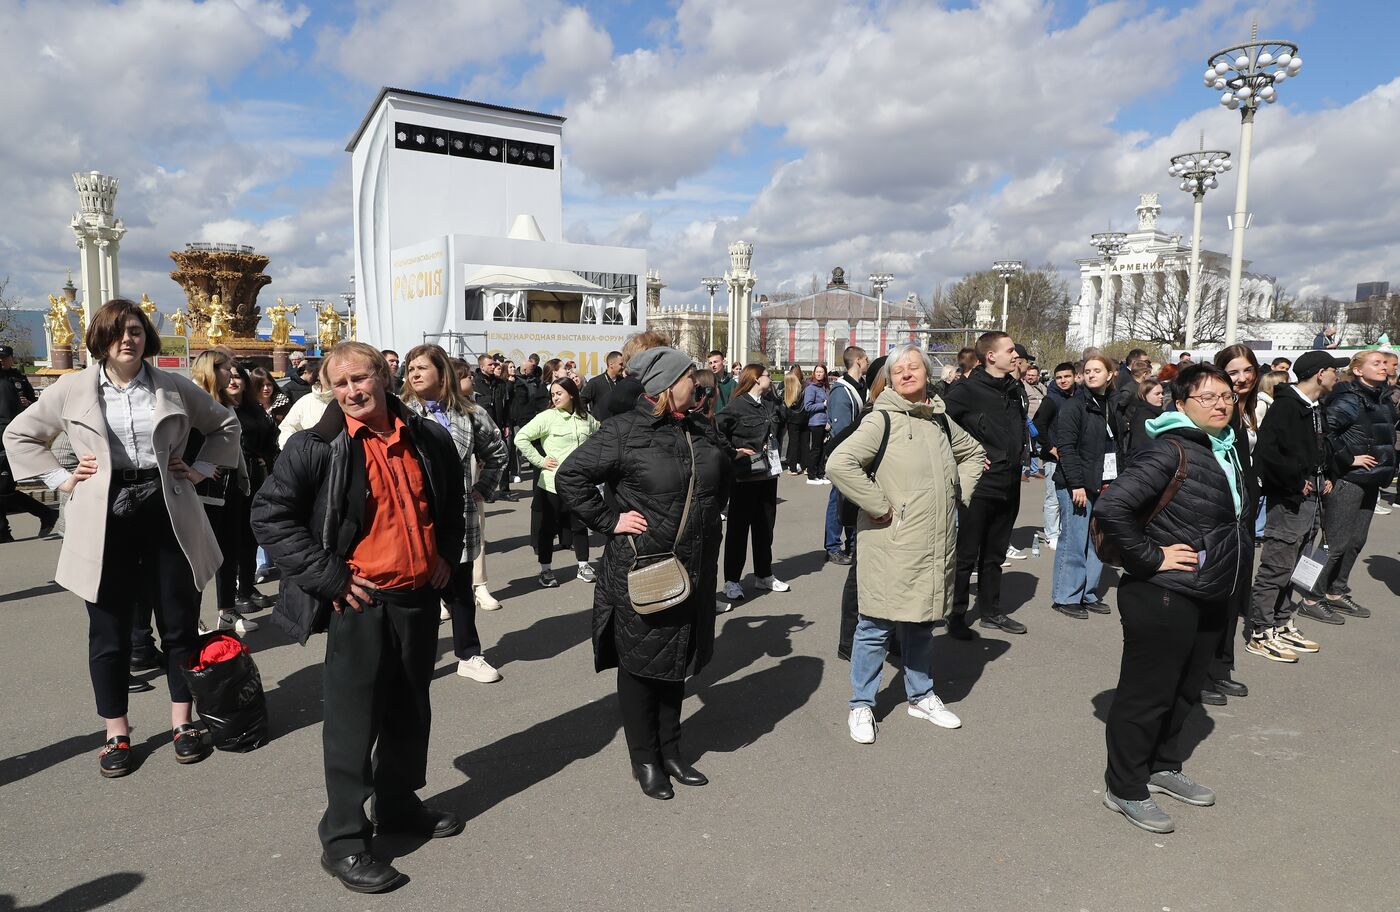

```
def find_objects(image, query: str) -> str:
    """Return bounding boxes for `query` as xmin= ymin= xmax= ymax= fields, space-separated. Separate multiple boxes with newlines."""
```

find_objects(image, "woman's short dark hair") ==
xmin=85 ymin=298 xmax=161 ymax=362
xmin=551 ymin=377 xmax=581 ymax=414
xmin=1172 ymin=362 xmax=1232 ymax=401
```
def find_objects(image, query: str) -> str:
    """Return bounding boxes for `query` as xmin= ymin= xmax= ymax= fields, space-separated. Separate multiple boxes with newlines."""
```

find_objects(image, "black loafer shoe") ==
xmin=1200 ymin=688 xmax=1227 ymax=706
xmin=1052 ymin=602 xmax=1089 ymax=620
xmin=1084 ymin=600 xmax=1112 ymax=615
xmin=320 ymin=853 xmax=406 ymax=894
xmin=129 ymin=648 xmax=164 ymax=672
xmin=662 ymin=758 xmax=708 ymax=786
xmin=826 ymin=550 xmax=853 ymax=566
xmin=632 ymin=762 xmax=674 ymax=800
xmin=946 ymin=616 xmax=980 ymax=641
xmin=1212 ymin=678 xmax=1248 ymax=698
xmin=375 ymin=806 xmax=464 ymax=839
xmin=245 ymin=591 xmax=275 ymax=610
xmin=38 ymin=512 xmax=59 ymax=537
xmin=172 ymin=724 xmax=209 ymax=764
xmin=538 ymin=570 xmax=559 ymax=589
xmin=1297 ymin=599 xmax=1345 ymax=625
xmin=127 ymin=675 xmax=154 ymax=693
xmin=979 ymin=613 xmax=1028 ymax=635
xmin=99 ymin=735 xmax=132 ymax=778
xmin=1326 ymin=595 xmax=1371 ymax=618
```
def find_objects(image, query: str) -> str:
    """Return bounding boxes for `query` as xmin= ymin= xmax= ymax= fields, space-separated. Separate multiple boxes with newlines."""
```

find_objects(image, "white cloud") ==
xmin=527 ymin=6 xmax=613 ymax=95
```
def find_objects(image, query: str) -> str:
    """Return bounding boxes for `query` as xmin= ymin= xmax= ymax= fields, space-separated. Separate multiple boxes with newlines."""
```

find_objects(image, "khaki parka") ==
xmin=827 ymin=389 xmax=985 ymax=623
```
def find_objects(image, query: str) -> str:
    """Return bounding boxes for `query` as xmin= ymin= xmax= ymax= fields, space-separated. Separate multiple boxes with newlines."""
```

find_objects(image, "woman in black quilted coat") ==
xmin=1093 ymin=362 xmax=1251 ymax=835
xmin=556 ymin=347 xmax=733 ymax=801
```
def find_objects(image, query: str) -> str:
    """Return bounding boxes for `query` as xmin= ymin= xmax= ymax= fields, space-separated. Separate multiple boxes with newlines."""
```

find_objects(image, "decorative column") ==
xmin=724 ymin=240 xmax=756 ymax=362
xmin=71 ymin=171 xmax=126 ymax=324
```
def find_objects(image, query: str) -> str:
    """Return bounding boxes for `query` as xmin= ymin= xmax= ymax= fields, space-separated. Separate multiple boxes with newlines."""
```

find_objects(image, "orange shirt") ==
xmin=345 ymin=413 xmax=438 ymax=590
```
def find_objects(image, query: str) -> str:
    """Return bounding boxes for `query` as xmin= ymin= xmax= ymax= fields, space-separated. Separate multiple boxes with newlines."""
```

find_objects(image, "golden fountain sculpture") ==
xmin=46 ymin=294 xmax=75 ymax=348
xmin=318 ymin=304 xmax=345 ymax=352
xmin=267 ymin=296 xmax=300 ymax=346
xmin=204 ymin=294 xmax=231 ymax=346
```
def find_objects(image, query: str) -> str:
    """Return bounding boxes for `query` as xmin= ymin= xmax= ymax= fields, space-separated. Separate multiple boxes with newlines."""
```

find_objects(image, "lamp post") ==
xmin=1204 ymin=23 xmax=1301 ymax=344
xmin=340 ymin=275 xmax=356 ymax=341
xmin=1168 ymin=140 xmax=1231 ymax=348
xmin=1089 ymin=233 xmax=1127 ymax=343
xmin=700 ymin=276 xmax=723 ymax=354
xmin=993 ymin=260 xmax=1023 ymax=332
xmin=868 ymin=272 xmax=892 ymax=354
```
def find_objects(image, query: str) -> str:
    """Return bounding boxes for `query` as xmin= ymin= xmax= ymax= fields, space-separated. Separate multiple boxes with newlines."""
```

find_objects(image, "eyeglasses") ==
xmin=1187 ymin=392 xmax=1239 ymax=407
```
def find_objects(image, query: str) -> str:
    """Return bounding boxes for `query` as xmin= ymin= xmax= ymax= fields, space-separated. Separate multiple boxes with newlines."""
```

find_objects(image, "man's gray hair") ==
xmin=881 ymin=344 xmax=936 ymax=385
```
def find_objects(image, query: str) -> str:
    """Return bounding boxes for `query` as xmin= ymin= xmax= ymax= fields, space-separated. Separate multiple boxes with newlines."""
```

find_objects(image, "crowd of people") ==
xmin=3 ymin=297 xmax=1398 ymax=890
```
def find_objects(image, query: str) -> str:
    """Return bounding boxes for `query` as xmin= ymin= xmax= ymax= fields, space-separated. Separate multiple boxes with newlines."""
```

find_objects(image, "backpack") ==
xmin=833 ymin=408 xmax=952 ymax=527
xmin=1089 ymin=439 xmax=1187 ymax=566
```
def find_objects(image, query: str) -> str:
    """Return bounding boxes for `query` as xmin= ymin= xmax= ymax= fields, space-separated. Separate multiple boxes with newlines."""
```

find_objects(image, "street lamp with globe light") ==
xmin=700 ymin=276 xmax=724 ymax=353
xmin=993 ymin=260 xmax=1023 ymax=332
xmin=868 ymin=272 xmax=893 ymax=354
xmin=1089 ymin=233 xmax=1127 ymax=343
xmin=1168 ymin=140 xmax=1231 ymax=348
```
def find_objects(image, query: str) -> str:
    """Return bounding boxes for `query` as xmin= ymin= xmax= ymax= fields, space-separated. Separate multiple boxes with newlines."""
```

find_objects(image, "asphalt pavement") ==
xmin=2 ymin=474 xmax=1398 ymax=912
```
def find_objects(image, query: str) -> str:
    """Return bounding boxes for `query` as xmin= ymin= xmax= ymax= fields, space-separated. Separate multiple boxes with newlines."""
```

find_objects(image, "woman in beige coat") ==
xmin=3 ymin=299 xmax=240 ymax=777
xmin=827 ymin=344 xmax=985 ymax=745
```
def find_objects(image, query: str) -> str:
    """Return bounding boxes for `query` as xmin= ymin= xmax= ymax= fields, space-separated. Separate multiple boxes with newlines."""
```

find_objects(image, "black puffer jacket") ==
xmin=715 ymin=390 xmax=782 ymax=482
xmin=941 ymin=366 xmax=1027 ymax=499
xmin=1324 ymin=379 xmax=1397 ymax=486
xmin=1032 ymin=381 xmax=1077 ymax=458
xmin=1093 ymin=425 xmax=1250 ymax=602
xmin=1052 ymin=389 xmax=1123 ymax=491
xmin=250 ymin=397 xmax=466 ymax=644
xmin=235 ymin=403 xmax=280 ymax=490
xmin=556 ymin=402 xmax=733 ymax=680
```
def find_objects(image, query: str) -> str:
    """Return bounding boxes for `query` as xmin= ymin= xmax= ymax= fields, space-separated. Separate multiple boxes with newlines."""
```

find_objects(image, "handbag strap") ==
xmin=1144 ymin=439 xmax=1188 ymax=524
xmin=629 ymin=425 xmax=697 ymax=562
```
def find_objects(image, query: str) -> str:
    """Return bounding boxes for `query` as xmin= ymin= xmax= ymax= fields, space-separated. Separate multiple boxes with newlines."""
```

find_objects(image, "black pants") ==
xmin=784 ymin=420 xmax=806 ymax=470
xmin=616 ymin=667 xmax=684 ymax=765
xmin=0 ymin=486 xmax=56 ymax=534
xmin=806 ymin=427 xmax=828 ymax=479
xmin=86 ymin=490 xmax=200 ymax=717
xmin=320 ymin=586 xmax=438 ymax=859
xmin=952 ymin=491 xmax=1020 ymax=620
xmin=533 ymin=487 xmax=588 ymax=565
xmin=1321 ymin=479 xmax=1379 ymax=596
xmin=498 ymin=427 xmax=515 ymax=494
xmin=444 ymin=561 xmax=482 ymax=661
xmin=724 ymin=478 xmax=777 ymax=581
xmin=839 ymin=540 xmax=859 ymax=659
xmin=1105 ymin=579 xmax=1223 ymax=800
xmin=209 ymin=491 xmax=244 ymax=613
xmin=234 ymin=482 xmax=260 ymax=599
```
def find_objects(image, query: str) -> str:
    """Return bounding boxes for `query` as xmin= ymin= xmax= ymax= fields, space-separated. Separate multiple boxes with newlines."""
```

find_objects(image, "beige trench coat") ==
xmin=826 ymin=389 xmax=986 ymax=623
xmin=2 ymin=364 xmax=241 ymax=603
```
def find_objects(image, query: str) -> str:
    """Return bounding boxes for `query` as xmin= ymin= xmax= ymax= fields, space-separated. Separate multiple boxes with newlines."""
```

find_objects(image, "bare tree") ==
xmin=0 ymin=275 xmax=33 ymax=356
xmin=1112 ymin=272 xmax=1233 ymax=347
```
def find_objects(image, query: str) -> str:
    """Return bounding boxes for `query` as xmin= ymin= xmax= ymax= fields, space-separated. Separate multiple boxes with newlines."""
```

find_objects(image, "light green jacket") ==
xmin=514 ymin=407 xmax=600 ymax=492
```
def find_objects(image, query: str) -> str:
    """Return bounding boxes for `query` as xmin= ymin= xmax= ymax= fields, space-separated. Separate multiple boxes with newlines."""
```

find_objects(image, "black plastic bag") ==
xmin=181 ymin=632 xmax=269 ymax=752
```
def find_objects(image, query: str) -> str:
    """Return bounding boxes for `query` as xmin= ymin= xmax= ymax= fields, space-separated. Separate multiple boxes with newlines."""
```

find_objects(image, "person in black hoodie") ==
xmin=473 ymin=355 xmax=513 ymax=498
xmin=1093 ymin=361 xmax=1250 ymax=834
xmin=282 ymin=355 xmax=315 ymax=404
xmin=0 ymin=344 xmax=59 ymax=542
xmin=942 ymin=332 xmax=1028 ymax=637
xmin=1247 ymin=351 xmax=1343 ymax=658
xmin=1125 ymin=378 xmax=1165 ymax=455
xmin=715 ymin=364 xmax=790 ymax=602
xmin=1033 ymin=362 xmax=1077 ymax=549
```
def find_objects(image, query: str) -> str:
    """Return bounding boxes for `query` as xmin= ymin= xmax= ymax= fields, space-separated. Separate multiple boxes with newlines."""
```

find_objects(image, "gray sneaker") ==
xmin=1148 ymin=769 xmax=1216 ymax=807
xmin=1103 ymin=790 xmax=1175 ymax=833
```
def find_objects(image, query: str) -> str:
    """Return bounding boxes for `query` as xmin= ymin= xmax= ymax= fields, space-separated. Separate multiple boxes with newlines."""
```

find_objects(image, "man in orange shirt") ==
xmin=252 ymin=342 xmax=465 ymax=894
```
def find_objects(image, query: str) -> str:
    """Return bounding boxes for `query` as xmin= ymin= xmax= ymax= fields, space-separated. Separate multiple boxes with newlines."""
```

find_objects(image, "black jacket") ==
xmin=1125 ymin=399 xmax=1162 ymax=455
xmin=282 ymin=375 xmax=314 ymax=404
xmin=941 ymin=367 xmax=1027 ymax=499
xmin=510 ymin=372 xmax=544 ymax=426
xmin=1256 ymin=384 xmax=1329 ymax=508
xmin=0 ymin=367 xmax=37 ymax=446
xmin=1052 ymin=389 xmax=1123 ymax=492
xmin=1324 ymin=379 xmax=1397 ymax=486
xmin=715 ymin=390 xmax=782 ymax=482
xmin=250 ymin=397 xmax=466 ymax=644
xmin=235 ymin=403 xmax=280 ymax=490
xmin=555 ymin=402 xmax=733 ymax=680
xmin=1093 ymin=425 xmax=1251 ymax=602
xmin=1032 ymin=382 xmax=1077 ymax=458
xmin=474 ymin=369 xmax=510 ymax=430
xmin=604 ymin=375 xmax=646 ymax=420
xmin=580 ymin=372 xmax=620 ymax=423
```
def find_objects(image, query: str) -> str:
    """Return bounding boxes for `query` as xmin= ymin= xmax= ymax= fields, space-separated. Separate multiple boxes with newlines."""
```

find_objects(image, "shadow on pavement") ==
xmin=262 ymin=664 xmax=324 ymax=742
xmin=0 ymin=731 xmax=106 ymax=788
xmin=0 ymin=872 xmax=144 ymax=912
xmin=1366 ymin=554 xmax=1400 ymax=596
xmin=0 ymin=581 xmax=64 ymax=605
xmin=872 ymin=633 xmax=1012 ymax=719
xmin=1090 ymin=688 xmax=1217 ymax=768
xmin=489 ymin=608 xmax=591 ymax=667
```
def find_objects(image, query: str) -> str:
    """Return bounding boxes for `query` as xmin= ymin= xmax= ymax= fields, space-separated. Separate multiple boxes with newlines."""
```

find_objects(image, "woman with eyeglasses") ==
xmin=1093 ymin=362 xmax=1251 ymax=834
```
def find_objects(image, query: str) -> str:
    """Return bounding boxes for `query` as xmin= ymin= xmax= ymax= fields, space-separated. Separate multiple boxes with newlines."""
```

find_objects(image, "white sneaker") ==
xmin=474 ymin=585 xmax=501 ymax=611
xmin=756 ymin=575 xmax=791 ymax=592
xmin=197 ymin=619 xmax=211 ymax=635
xmin=439 ymin=604 xmax=451 ymax=623
xmin=1006 ymin=546 xmax=1028 ymax=560
xmin=1374 ymin=503 xmax=1393 ymax=515
xmin=723 ymin=581 xmax=745 ymax=600
xmin=457 ymin=655 xmax=502 ymax=683
xmin=216 ymin=611 xmax=258 ymax=635
xmin=908 ymin=692 xmax=962 ymax=729
xmin=1000 ymin=557 xmax=1012 ymax=568
xmin=577 ymin=562 xmax=596 ymax=583
xmin=848 ymin=706 xmax=876 ymax=744
xmin=1045 ymin=536 xmax=1058 ymax=551
xmin=715 ymin=600 xmax=733 ymax=615
xmin=806 ymin=478 xmax=824 ymax=485
xmin=512 ymin=475 xmax=522 ymax=484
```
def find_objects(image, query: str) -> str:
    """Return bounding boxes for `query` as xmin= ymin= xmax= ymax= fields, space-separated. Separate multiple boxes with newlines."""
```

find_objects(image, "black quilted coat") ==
xmin=556 ymin=402 xmax=733 ymax=680
xmin=1093 ymin=425 xmax=1250 ymax=602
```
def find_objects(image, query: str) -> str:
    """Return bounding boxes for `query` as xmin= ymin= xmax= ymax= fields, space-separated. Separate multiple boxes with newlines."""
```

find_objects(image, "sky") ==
xmin=2 ymin=0 xmax=1398 ymax=318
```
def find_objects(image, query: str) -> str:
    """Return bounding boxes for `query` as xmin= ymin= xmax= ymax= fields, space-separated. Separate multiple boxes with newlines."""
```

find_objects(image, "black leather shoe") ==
xmin=375 ymin=806 xmax=464 ymax=839
xmin=99 ymin=735 xmax=132 ymax=778
xmin=38 ymin=511 xmax=59 ymax=537
xmin=632 ymin=762 xmax=674 ymax=800
xmin=836 ymin=647 xmax=852 ymax=661
xmin=129 ymin=648 xmax=164 ymax=672
xmin=1325 ymin=595 xmax=1371 ymax=618
xmin=320 ymin=853 xmax=406 ymax=894
xmin=1297 ymin=599 xmax=1345 ymax=625
xmin=1084 ymin=600 xmax=1112 ymax=615
xmin=0 ymin=528 xmax=14 ymax=544
xmin=1052 ymin=602 xmax=1089 ymax=619
xmin=244 ymin=591 xmax=275 ymax=610
xmin=172 ymin=724 xmax=209 ymax=764
xmin=826 ymin=550 xmax=853 ymax=566
xmin=979 ymin=613 xmax=1028 ymax=635
xmin=128 ymin=675 xmax=154 ymax=693
xmin=1212 ymin=677 xmax=1248 ymax=698
xmin=538 ymin=570 xmax=559 ymax=589
xmin=946 ymin=616 xmax=980 ymax=640
xmin=662 ymin=758 xmax=708 ymax=786
xmin=1200 ymin=688 xmax=1227 ymax=706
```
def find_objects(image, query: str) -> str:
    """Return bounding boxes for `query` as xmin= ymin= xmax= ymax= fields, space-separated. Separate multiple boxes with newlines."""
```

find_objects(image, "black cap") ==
xmin=0 ymin=344 xmax=13 ymax=358
xmin=1293 ymin=350 xmax=1348 ymax=381
xmin=1014 ymin=343 xmax=1035 ymax=362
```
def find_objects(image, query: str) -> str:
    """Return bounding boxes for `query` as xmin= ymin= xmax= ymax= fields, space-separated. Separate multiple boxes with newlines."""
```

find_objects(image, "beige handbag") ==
xmin=626 ymin=432 xmax=696 ymax=615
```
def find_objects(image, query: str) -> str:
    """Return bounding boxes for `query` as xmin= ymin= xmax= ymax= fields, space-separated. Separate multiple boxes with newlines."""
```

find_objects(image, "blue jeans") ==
xmin=849 ymin=615 xmax=934 ymax=708
xmin=1042 ymin=460 xmax=1060 ymax=541
xmin=1052 ymin=487 xmax=1103 ymax=605
xmin=824 ymin=487 xmax=854 ymax=554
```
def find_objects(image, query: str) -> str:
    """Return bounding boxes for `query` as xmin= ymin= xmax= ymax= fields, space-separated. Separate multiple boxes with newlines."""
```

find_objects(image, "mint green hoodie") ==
xmin=1145 ymin=411 xmax=1243 ymax=517
xmin=514 ymin=407 xmax=600 ymax=492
